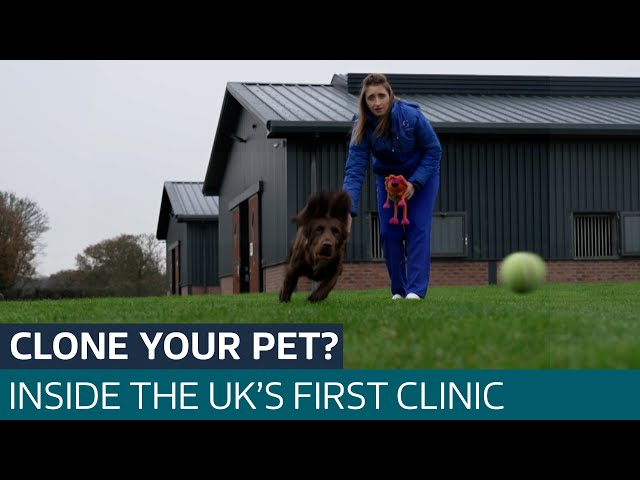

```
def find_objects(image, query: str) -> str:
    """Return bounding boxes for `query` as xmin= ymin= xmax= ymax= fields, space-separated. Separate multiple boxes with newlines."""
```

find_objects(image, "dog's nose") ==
xmin=391 ymin=182 xmax=399 ymax=187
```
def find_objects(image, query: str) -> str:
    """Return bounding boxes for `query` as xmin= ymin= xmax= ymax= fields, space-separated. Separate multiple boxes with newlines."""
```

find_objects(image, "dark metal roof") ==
xmin=225 ymin=75 xmax=640 ymax=137
xmin=203 ymin=73 xmax=640 ymax=195
xmin=156 ymin=181 xmax=218 ymax=240
xmin=347 ymin=73 xmax=640 ymax=96
xmin=227 ymin=82 xmax=357 ymax=125
xmin=409 ymin=94 xmax=640 ymax=134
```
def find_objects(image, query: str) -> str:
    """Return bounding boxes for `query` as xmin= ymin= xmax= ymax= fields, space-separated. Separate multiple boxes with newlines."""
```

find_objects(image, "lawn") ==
xmin=1 ymin=282 xmax=639 ymax=369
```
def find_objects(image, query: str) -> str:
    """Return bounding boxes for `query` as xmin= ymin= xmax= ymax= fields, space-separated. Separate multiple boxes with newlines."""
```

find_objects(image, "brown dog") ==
xmin=383 ymin=174 xmax=410 ymax=225
xmin=279 ymin=190 xmax=351 ymax=303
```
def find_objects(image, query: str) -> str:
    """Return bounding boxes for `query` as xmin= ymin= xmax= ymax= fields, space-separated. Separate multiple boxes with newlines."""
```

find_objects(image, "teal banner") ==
xmin=2 ymin=369 xmax=639 ymax=420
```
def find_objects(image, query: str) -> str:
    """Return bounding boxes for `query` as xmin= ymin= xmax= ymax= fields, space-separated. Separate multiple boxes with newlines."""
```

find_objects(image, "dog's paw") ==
xmin=307 ymin=292 xmax=328 ymax=303
xmin=279 ymin=291 xmax=292 ymax=303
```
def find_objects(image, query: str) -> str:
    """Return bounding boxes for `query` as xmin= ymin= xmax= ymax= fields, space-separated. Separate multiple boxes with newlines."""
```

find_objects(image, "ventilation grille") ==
xmin=573 ymin=213 xmax=617 ymax=258
xmin=370 ymin=213 xmax=382 ymax=259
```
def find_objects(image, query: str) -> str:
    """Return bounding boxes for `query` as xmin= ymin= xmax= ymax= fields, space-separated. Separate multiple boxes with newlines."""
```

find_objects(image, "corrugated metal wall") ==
xmin=548 ymin=137 xmax=640 ymax=258
xmin=216 ymin=109 xmax=640 ymax=282
xmin=439 ymin=134 xmax=640 ymax=260
xmin=438 ymin=134 xmax=550 ymax=259
xmin=187 ymin=222 xmax=219 ymax=286
xmin=217 ymin=109 xmax=288 ymax=277
xmin=165 ymin=220 xmax=187 ymax=291
xmin=285 ymin=134 xmax=378 ymax=261
xmin=165 ymin=219 xmax=219 ymax=289
xmin=284 ymin=133 xmax=640 ymax=263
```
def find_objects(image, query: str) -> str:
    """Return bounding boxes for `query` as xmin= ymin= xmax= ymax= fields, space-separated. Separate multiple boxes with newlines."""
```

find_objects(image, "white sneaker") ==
xmin=405 ymin=293 xmax=421 ymax=300
xmin=391 ymin=294 xmax=403 ymax=300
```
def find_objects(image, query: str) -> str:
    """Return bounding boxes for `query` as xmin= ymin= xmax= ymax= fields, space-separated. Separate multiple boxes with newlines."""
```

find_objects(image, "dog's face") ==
xmin=304 ymin=216 xmax=347 ymax=265
xmin=294 ymin=190 xmax=351 ymax=267
xmin=385 ymin=174 xmax=409 ymax=196
xmin=279 ymin=190 xmax=351 ymax=303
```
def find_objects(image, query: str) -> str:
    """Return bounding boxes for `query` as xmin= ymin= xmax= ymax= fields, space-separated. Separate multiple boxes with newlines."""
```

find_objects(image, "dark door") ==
xmin=248 ymin=193 xmax=261 ymax=292
xmin=231 ymin=204 xmax=250 ymax=294
xmin=170 ymin=243 xmax=180 ymax=295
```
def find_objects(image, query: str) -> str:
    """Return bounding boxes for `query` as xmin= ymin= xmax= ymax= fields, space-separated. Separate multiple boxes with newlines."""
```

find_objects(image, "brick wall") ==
xmin=220 ymin=276 xmax=233 ymax=295
xmin=263 ymin=259 xmax=489 ymax=292
xmin=179 ymin=285 xmax=222 ymax=295
xmin=264 ymin=264 xmax=287 ymax=292
xmin=544 ymin=259 xmax=640 ymax=283
xmin=430 ymin=260 xmax=488 ymax=286
xmin=261 ymin=258 xmax=640 ymax=292
xmin=189 ymin=286 xmax=221 ymax=295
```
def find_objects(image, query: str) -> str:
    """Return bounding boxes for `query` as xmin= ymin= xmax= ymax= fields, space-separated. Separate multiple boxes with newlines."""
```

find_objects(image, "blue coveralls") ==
xmin=342 ymin=100 xmax=442 ymax=298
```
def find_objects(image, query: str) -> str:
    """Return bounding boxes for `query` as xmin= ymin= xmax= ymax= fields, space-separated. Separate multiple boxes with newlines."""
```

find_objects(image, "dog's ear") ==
xmin=329 ymin=190 xmax=352 ymax=223
xmin=293 ymin=191 xmax=331 ymax=227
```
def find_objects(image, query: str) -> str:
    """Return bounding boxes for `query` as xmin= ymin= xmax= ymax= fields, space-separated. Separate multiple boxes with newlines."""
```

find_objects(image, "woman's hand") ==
xmin=346 ymin=214 xmax=353 ymax=237
xmin=405 ymin=182 xmax=415 ymax=201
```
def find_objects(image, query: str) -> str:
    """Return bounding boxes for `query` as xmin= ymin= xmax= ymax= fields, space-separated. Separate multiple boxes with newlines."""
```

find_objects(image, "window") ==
xmin=621 ymin=212 xmax=640 ymax=256
xmin=369 ymin=212 xmax=467 ymax=259
xmin=431 ymin=212 xmax=467 ymax=257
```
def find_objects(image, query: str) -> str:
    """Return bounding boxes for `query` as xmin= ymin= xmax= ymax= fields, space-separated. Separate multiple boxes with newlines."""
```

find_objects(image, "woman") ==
xmin=342 ymin=73 xmax=442 ymax=300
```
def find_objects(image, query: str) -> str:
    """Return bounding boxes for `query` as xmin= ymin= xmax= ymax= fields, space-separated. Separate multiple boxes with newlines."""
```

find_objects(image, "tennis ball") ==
xmin=498 ymin=251 xmax=547 ymax=294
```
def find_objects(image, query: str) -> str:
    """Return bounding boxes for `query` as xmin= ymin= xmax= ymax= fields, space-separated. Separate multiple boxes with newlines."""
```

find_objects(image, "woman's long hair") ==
xmin=351 ymin=73 xmax=395 ymax=145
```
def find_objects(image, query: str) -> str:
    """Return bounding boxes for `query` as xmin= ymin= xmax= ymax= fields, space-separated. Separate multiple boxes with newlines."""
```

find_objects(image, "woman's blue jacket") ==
xmin=342 ymin=99 xmax=442 ymax=216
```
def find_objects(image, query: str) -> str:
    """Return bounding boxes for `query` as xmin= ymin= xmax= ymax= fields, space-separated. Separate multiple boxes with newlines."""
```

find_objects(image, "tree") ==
xmin=0 ymin=191 xmax=50 ymax=293
xmin=42 ymin=269 xmax=91 ymax=299
xmin=75 ymin=233 xmax=165 ymax=297
xmin=0 ymin=201 xmax=25 ymax=292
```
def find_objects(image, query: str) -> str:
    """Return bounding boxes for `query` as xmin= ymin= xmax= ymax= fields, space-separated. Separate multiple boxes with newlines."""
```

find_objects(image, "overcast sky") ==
xmin=2 ymin=60 xmax=640 ymax=276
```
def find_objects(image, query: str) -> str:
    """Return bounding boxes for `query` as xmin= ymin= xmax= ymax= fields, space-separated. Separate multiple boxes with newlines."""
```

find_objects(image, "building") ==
xmin=156 ymin=181 xmax=220 ymax=295
xmin=202 ymin=73 xmax=640 ymax=294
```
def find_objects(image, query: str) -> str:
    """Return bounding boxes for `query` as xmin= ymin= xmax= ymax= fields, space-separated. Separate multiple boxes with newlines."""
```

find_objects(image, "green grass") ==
xmin=1 ymin=282 xmax=639 ymax=369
